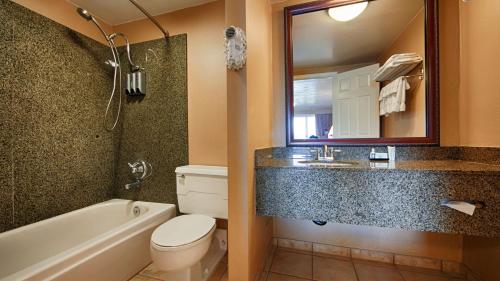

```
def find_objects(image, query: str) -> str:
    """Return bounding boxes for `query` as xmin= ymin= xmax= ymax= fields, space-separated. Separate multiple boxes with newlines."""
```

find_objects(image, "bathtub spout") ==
xmin=125 ymin=180 xmax=142 ymax=190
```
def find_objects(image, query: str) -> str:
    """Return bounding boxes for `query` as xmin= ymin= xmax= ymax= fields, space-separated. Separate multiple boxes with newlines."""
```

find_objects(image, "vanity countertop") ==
xmin=255 ymin=147 xmax=500 ymax=238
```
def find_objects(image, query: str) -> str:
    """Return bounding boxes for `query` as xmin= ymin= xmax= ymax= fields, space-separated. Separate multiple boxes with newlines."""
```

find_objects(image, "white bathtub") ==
xmin=0 ymin=199 xmax=176 ymax=281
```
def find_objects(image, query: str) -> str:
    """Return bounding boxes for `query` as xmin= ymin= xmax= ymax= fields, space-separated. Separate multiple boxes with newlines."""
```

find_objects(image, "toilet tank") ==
xmin=175 ymin=165 xmax=228 ymax=219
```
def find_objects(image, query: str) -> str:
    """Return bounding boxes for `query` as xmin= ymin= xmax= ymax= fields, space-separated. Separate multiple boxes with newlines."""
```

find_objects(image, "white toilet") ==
xmin=150 ymin=165 xmax=228 ymax=281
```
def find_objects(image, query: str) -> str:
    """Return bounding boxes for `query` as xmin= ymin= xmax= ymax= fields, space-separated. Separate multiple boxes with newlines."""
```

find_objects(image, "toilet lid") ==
xmin=152 ymin=215 xmax=216 ymax=247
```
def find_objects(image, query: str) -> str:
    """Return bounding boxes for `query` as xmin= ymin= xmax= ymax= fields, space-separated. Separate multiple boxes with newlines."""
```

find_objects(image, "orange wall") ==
xmin=246 ymin=1 xmax=275 ymax=279
xmin=225 ymin=0 xmax=250 ymax=280
xmin=115 ymin=1 xmax=228 ymax=165
xmin=12 ymin=0 xmax=113 ymax=45
xmin=458 ymin=0 xmax=500 ymax=148
xmin=226 ymin=0 xmax=274 ymax=280
xmin=460 ymin=1 xmax=500 ymax=279
xmin=378 ymin=9 xmax=426 ymax=138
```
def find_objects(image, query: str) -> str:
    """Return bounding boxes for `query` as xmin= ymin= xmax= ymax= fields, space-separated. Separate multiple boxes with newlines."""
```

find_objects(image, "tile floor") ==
xmin=130 ymin=249 xmax=468 ymax=281
xmin=262 ymin=249 xmax=468 ymax=281
xmin=129 ymin=253 xmax=228 ymax=281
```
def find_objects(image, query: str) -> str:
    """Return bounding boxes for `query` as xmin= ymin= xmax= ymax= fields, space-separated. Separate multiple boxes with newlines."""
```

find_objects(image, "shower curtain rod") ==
xmin=129 ymin=0 xmax=169 ymax=38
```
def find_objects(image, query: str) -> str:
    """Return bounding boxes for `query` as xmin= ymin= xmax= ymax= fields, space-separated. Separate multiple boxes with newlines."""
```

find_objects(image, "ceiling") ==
xmin=293 ymin=0 xmax=424 ymax=69
xmin=67 ymin=0 xmax=218 ymax=25
xmin=294 ymin=77 xmax=333 ymax=114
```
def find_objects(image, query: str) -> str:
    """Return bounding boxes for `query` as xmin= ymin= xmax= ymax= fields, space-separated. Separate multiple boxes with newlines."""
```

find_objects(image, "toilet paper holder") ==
xmin=440 ymin=199 xmax=486 ymax=209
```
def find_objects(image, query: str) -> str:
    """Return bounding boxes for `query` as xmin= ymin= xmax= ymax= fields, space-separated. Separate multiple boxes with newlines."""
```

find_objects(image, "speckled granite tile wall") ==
xmin=113 ymin=36 xmax=188 ymax=206
xmin=1 ymin=1 xmax=116 ymax=231
xmin=0 ymin=0 xmax=14 ymax=233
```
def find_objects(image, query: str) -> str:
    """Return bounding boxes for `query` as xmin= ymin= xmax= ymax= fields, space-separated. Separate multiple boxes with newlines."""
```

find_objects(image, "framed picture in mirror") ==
xmin=285 ymin=0 xmax=439 ymax=146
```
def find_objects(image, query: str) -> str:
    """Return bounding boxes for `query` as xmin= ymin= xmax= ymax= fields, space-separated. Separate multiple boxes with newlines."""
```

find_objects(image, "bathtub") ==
xmin=0 ymin=199 xmax=176 ymax=281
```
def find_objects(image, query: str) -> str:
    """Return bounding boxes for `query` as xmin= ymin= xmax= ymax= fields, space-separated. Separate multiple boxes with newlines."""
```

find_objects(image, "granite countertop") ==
xmin=255 ymin=147 xmax=500 ymax=237
xmin=256 ymin=155 xmax=500 ymax=175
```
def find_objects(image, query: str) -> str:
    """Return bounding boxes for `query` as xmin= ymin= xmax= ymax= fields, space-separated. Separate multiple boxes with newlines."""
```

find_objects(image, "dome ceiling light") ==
xmin=328 ymin=1 xmax=368 ymax=22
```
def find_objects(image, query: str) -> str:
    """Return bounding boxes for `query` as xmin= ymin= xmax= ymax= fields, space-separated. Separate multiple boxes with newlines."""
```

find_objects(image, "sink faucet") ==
xmin=310 ymin=146 xmax=342 ymax=161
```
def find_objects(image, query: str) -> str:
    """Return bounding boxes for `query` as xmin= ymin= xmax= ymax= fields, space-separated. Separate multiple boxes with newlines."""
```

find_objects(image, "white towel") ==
xmin=374 ymin=53 xmax=422 ymax=81
xmin=379 ymin=77 xmax=410 ymax=116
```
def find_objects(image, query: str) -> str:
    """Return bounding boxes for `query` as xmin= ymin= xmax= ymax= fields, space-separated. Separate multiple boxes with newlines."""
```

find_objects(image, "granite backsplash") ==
xmin=265 ymin=146 xmax=500 ymax=163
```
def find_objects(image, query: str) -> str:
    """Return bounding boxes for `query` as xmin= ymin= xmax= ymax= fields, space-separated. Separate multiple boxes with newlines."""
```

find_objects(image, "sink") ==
xmin=298 ymin=160 xmax=357 ymax=167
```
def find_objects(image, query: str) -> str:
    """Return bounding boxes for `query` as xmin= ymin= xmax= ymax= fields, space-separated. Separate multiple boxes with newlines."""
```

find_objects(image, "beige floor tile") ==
xmin=442 ymin=261 xmax=466 ymax=277
xmin=395 ymin=255 xmax=441 ymax=271
xmin=265 ymin=248 xmax=276 ymax=272
xmin=258 ymin=270 xmax=269 ymax=281
xmin=139 ymin=263 xmax=169 ymax=280
xmin=400 ymin=270 xmax=453 ymax=281
xmin=351 ymin=248 xmax=394 ymax=264
xmin=220 ymin=271 xmax=228 ymax=281
xmin=353 ymin=259 xmax=397 ymax=269
xmin=129 ymin=275 xmax=162 ymax=281
xmin=278 ymin=238 xmax=313 ymax=254
xmin=267 ymin=272 xmax=311 ymax=281
xmin=207 ymin=262 xmax=228 ymax=281
xmin=313 ymin=243 xmax=350 ymax=258
xmin=397 ymin=265 xmax=449 ymax=276
xmin=271 ymin=250 xmax=313 ymax=279
xmin=354 ymin=261 xmax=404 ymax=281
xmin=313 ymin=256 xmax=357 ymax=281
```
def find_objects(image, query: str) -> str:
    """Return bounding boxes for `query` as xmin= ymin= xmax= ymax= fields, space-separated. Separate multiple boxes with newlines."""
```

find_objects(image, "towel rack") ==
xmin=403 ymin=68 xmax=424 ymax=81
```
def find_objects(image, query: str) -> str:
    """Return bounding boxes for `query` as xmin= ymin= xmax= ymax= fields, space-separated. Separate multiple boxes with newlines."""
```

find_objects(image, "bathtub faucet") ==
xmin=126 ymin=159 xmax=153 ymax=189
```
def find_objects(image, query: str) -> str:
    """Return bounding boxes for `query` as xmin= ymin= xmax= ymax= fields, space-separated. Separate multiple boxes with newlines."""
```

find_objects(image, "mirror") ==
xmin=285 ymin=0 xmax=439 ymax=146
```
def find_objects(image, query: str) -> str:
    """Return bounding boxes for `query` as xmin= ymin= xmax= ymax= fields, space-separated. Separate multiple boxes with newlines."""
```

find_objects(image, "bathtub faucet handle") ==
xmin=126 ymin=160 xmax=153 ymax=190
xmin=128 ymin=162 xmax=144 ymax=174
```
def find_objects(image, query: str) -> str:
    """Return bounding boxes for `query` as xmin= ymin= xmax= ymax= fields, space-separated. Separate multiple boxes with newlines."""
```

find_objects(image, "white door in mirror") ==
xmin=332 ymin=64 xmax=380 ymax=139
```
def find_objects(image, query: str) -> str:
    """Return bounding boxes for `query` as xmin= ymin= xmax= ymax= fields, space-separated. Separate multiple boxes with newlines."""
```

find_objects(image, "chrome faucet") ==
xmin=323 ymin=145 xmax=329 ymax=158
xmin=311 ymin=146 xmax=342 ymax=161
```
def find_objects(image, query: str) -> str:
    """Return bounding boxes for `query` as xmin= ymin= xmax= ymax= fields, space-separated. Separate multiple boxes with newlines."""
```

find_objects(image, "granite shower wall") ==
xmin=0 ymin=1 xmax=188 ymax=233
xmin=114 ymin=36 xmax=188 ymax=206
xmin=0 ymin=1 xmax=116 ymax=232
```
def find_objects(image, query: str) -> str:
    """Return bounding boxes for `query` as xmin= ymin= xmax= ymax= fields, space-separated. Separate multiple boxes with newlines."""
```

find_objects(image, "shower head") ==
xmin=76 ymin=8 xmax=93 ymax=21
xmin=76 ymin=7 xmax=112 ymax=44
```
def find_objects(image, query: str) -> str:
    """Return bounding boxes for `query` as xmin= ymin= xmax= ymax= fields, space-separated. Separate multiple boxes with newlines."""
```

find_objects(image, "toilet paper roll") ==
xmin=441 ymin=200 xmax=476 ymax=216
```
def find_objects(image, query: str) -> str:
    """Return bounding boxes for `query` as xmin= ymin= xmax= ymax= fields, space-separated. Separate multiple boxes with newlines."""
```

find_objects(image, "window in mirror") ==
xmin=286 ymin=0 xmax=439 ymax=145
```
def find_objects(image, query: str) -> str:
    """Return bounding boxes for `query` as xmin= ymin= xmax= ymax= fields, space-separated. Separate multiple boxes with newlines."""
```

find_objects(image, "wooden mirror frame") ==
xmin=285 ymin=0 xmax=439 ymax=146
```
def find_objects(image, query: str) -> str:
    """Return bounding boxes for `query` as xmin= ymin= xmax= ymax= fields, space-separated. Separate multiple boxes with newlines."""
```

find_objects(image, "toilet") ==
xmin=150 ymin=165 xmax=228 ymax=281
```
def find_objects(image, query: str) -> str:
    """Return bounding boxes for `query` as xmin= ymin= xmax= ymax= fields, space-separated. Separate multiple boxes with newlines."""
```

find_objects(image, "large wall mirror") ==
xmin=285 ymin=0 xmax=439 ymax=146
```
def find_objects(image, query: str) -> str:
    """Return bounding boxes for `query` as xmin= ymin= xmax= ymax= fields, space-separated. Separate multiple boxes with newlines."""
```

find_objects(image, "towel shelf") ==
xmin=374 ymin=61 xmax=422 ymax=82
xmin=373 ymin=53 xmax=423 ymax=82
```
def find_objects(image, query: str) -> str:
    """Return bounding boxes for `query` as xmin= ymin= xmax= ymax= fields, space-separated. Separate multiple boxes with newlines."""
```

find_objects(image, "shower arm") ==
xmin=109 ymin=33 xmax=141 ymax=72
xmin=129 ymin=0 xmax=169 ymax=39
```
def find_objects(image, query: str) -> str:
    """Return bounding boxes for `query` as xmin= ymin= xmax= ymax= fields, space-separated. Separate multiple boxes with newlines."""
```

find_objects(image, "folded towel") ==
xmin=374 ymin=53 xmax=422 ymax=81
xmin=379 ymin=77 xmax=410 ymax=116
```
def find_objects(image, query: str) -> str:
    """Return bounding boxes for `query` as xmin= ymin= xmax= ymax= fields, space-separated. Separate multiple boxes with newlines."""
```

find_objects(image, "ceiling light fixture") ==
xmin=328 ymin=1 xmax=368 ymax=22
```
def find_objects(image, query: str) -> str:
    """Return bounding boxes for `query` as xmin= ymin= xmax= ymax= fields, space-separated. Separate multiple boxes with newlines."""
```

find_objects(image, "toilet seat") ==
xmin=151 ymin=214 xmax=215 ymax=249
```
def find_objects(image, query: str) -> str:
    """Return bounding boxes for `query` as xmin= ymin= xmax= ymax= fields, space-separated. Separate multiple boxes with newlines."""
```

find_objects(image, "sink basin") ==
xmin=298 ymin=160 xmax=357 ymax=167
